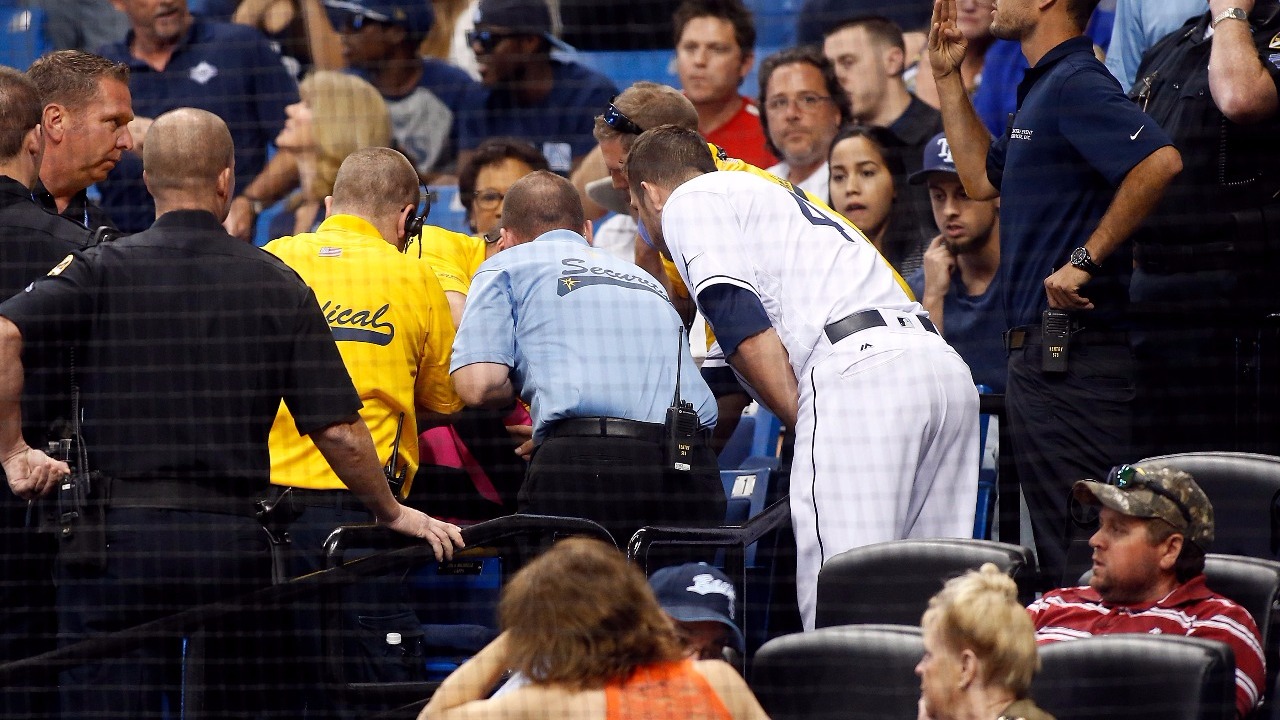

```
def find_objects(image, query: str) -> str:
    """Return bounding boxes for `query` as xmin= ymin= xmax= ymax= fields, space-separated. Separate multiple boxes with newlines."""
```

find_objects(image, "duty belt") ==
xmin=1134 ymin=241 xmax=1263 ymax=274
xmin=825 ymin=308 xmax=938 ymax=345
xmin=110 ymin=478 xmax=265 ymax=517
xmin=1004 ymin=324 xmax=1129 ymax=351
xmin=547 ymin=417 xmax=709 ymax=444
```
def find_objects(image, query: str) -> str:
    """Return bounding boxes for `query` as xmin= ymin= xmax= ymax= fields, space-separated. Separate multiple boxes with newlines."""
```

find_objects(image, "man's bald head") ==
xmin=329 ymin=147 xmax=420 ymax=223
xmin=143 ymin=108 xmax=234 ymax=197
xmin=502 ymin=171 xmax=586 ymax=244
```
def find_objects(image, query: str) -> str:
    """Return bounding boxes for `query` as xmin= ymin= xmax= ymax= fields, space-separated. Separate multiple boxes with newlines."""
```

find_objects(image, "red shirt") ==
xmin=1028 ymin=576 xmax=1265 ymax=719
xmin=704 ymin=96 xmax=776 ymax=170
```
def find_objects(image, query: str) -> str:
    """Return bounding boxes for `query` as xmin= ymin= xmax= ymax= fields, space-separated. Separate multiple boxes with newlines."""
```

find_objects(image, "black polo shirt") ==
xmin=1130 ymin=2 xmax=1280 ymax=248
xmin=987 ymin=36 xmax=1172 ymax=329
xmin=0 ymin=175 xmax=93 ymax=474
xmin=30 ymin=180 xmax=117 ymax=236
xmin=0 ymin=209 xmax=360 ymax=491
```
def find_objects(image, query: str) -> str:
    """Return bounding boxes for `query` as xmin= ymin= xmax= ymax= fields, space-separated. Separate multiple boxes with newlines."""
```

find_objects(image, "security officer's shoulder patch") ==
xmin=1269 ymin=32 xmax=1280 ymax=49
xmin=48 ymin=254 xmax=73 ymax=277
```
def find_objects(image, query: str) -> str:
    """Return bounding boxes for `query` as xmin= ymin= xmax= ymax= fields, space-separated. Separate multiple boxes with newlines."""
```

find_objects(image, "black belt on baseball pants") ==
xmin=825 ymin=308 xmax=938 ymax=345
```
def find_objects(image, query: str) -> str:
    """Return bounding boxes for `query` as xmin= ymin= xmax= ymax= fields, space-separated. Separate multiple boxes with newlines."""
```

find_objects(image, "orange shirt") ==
xmin=604 ymin=659 xmax=732 ymax=720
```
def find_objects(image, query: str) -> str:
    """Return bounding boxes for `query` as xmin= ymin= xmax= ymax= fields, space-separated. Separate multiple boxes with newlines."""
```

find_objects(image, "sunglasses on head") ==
xmin=602 ymin=103 xmax=644 ymax=136
xmin=1107 ymin=464 xmax=1193 ymax=525
xmin=467 ymin=29 xmax=520 ymax=53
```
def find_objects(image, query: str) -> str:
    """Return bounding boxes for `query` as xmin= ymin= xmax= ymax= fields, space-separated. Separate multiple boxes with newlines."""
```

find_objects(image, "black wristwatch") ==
xmin=1069 ymin=247 xmax=1103 ymax=275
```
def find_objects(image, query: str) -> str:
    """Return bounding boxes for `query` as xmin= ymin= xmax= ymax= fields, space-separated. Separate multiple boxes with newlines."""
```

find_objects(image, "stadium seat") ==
xmin=573 ymin=49 xmax=678 ymax=91
xmin=1139 ymin=452 xmax=1280 ymax=562
xmin=718 ymin=414 xmax=756 ymax=469
xmin=814 ymin=538 xmax=1035 ymax=629
xmin=0 ymin=2 xmax=49 ymax=71
xmin=424 ymin=184 xmax=470 ymax=236
xmin=1032 ymin=635 xmax=1235 ymax=720
xmin=742 ymin=0 xmax=801 ymax=48
xmin=974 ymin=386 xmax=999 ymax=539
xmin=750 ymin=624 xmax=923 ymax=720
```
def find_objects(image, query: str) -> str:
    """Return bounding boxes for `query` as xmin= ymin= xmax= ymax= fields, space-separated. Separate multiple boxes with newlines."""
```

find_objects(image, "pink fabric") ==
xmin=418 ymin=405 xmax=531 ymax=505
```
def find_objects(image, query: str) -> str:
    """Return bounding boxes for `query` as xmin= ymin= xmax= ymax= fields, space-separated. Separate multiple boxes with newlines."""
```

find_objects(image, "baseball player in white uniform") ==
xmin=627 ymin=125 xmax=979 ymax=629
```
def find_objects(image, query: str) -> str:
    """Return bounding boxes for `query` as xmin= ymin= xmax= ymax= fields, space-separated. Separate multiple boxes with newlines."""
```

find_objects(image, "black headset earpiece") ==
xmin=402 ymin=189 xmax=432 ymax=256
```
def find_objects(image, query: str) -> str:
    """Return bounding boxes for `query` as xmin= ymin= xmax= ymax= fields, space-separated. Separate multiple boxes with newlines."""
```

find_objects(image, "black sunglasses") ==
xmin=467 ymin=29 xmax=520 ymax=53
xmin=330 ymin=11 xmax=390 ymax=33
xmin=602 ymin=103 xmax=644 ymax=136
xmin=1107 ymin=464 xmax=1193 ymax=525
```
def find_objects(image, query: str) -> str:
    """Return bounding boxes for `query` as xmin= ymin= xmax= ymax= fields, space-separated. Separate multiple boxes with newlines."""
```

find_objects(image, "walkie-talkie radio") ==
xmin=1042 ymin=309 xmax=1071 ymax=373
xmin=664 ymin=327 xmax=699 ymax=472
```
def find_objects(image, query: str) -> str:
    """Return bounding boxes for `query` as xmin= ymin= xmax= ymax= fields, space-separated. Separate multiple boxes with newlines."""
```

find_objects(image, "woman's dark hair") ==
xmin=457 ymin=137 xmax=550 ymax=225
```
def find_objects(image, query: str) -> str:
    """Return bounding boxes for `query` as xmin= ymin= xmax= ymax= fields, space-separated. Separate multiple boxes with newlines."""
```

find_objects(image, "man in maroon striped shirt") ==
xmin=1028 ymin=463 xmax=1265 ymax=718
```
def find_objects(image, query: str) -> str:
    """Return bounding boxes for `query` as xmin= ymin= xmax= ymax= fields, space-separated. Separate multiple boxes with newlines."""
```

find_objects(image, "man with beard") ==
xmin=928 ymin=0 xmax=1181 ymax=587
xmin=1029 ymin=462 xmax=1265 ymax=719
xmin=906 ymin=131 xmax=1006 ymax=392
xmin=458 ymin=0 xmax=616 ymax=174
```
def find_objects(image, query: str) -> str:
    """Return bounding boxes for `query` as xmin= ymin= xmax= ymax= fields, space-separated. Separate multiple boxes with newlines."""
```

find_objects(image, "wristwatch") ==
xmin=1211 ymin=7 xmax=1248 ymax=29
xmin=1069 ymin=247 xmax=1103 ymax=275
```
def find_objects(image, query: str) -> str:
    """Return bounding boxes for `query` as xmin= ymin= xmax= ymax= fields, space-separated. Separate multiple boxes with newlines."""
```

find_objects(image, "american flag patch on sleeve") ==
xmin=318 ymin=247 xmax=342 ymax=257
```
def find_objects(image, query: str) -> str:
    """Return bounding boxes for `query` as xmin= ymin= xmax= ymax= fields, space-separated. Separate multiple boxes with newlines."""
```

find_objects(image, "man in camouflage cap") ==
xmin=1026 ymin=462 xmax=1265 ymax=719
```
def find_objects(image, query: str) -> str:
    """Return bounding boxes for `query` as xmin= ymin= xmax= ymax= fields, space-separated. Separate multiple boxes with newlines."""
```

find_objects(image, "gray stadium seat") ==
xmin=1033 ymin=635 xmax=1235 ymax=720
xmin=750 ymin=624 xmax=922 ymax=720
xmin=1140 ymin=452 xmax=1280 ymax=562
xmin=814 ymin=538 xmax=1035 ymax=628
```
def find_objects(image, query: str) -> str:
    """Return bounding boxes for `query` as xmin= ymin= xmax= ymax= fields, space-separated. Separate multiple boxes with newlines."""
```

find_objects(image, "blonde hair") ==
xmin=500 ymin=538 xmax=685 ymax=690
xmin=298 ymin=71 xmax=392 ymax=200
xmin=921 ymin=563 xmax=1039 ymax=696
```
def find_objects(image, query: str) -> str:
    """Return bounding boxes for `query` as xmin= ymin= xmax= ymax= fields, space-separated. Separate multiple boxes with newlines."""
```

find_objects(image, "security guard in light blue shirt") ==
xmin=451 ymin=171 xmax=723 ymax=548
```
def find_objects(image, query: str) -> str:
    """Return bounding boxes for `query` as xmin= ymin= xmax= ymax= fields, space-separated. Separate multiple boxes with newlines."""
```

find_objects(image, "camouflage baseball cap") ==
xmin=1072 ymin=462 xmax=1214 ymax=550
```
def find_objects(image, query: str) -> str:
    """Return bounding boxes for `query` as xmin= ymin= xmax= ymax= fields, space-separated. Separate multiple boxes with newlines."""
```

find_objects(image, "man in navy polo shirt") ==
xmin=927 ymin=0 xmax=1182 ymax=587
xmin=459 ymin=0 xmax=617 ymax=174
xmin=97 ymin=0 xmax=298 ymax=233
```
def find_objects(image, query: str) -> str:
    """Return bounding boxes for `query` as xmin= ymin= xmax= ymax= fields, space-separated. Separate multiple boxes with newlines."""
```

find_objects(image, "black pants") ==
xmin=1006 ymin=333 xmax=1134 ymax=588
xmin=1130 ymin=267 xmax=1280 ymax=457
xmin=0 ymin=490 xmax=57 ymax=720
xmin=56 ymin=507 xmax=277 ymax=720
xmin=520 ymin=434 xmax=725 ymax=555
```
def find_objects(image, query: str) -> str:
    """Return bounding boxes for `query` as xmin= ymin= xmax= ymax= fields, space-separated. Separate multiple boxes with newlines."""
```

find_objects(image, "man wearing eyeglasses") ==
xmin=1028 ymin=463 xmax=1265 ymax=719
xmin=757 ymin=46 xmax=848 ymax=203
xmin=457 ymin=0 xmax=617 ymax=175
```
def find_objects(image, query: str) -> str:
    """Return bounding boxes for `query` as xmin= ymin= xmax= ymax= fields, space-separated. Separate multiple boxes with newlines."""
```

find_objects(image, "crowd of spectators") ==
xmin=1 ymin=0 xmax=1279 ymax=716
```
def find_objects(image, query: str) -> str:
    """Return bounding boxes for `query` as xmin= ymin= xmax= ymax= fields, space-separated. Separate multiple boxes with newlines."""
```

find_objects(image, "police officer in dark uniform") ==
xmin=0 ymin=64 xmax=92 ymax=720
xmin=1127 ymin=0 xmax=1280 ymax=457
xmin=0 ymin=108 xmax=463 ymax=720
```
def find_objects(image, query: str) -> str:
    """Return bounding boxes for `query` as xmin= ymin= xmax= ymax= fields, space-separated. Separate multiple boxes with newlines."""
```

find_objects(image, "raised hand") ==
xmin=928 ymin=0 xmax=968 ymax=80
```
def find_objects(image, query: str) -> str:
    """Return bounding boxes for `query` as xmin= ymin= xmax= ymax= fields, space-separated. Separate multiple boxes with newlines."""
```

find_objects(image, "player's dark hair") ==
xmin=626 ymin=124 xmax=717 ymax=193
xmin=0 ymin=67 xmax=42 ymax=160
xmin=501 ymin=170 xmax=585 ymax=241
xmin=27 ymin=50 xmax=129 ymax=111
xmin=824 ymin=15 xmax=905 ymax=53
xmin=457 ymin=137 xmax=549 ymax=227
xmin=757 ymin=45 xmax=850 ymax=160
xmin=1064 ymin=0 xmax=1101 ymax=31
xmin=672 ymin=0 xmax=756 ymax=54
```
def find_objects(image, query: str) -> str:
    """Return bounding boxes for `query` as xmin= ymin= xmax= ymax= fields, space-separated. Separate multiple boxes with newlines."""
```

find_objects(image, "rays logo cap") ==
xmin=649 ymin=563 xmax=745 ymax=654
xmin=1073 ymin=462 xmax=1215 ymax=550
xmin=908 ymin=131 xmax=958 ymax=185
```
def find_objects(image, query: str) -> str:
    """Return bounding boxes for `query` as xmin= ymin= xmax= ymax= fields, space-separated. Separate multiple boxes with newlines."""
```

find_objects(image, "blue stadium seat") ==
xmin=742 ymin=0 xmax=801 ymax=49
xmin=573 ymin=49 xmax=678 ymax=92
xmin=0 ymin=2 xmax=50 ymax=71
xmin=425 ymin=184 xmax=470 ymax=236
xmin=718 ymin=414 xmax=756 ymax=469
